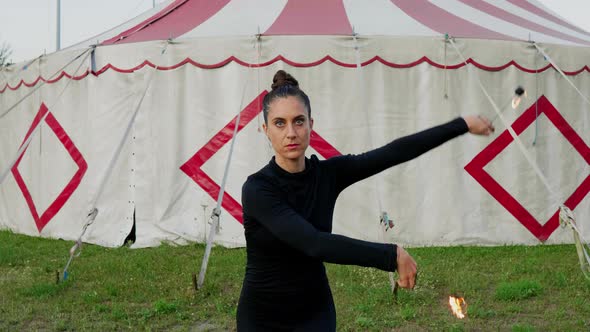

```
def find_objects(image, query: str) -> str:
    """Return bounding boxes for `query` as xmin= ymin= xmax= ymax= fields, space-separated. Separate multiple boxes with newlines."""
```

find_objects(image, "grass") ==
xmin=1 ymin=230 xmax=590 ymax=331
xmin=495 ymin=280 xmax=543 ymax=301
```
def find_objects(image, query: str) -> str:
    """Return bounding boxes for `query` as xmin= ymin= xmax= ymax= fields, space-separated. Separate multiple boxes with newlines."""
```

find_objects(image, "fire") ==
xmin=511 ymin=89 xmax=527 ymax=109
xmin=448 ymin=296 xmax=467 ymax=319
xmin=511 ymin=96 xmax=522 ymax=109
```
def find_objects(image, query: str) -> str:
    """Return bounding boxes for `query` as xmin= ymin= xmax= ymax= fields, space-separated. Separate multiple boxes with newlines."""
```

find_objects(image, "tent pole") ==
xmin=56 ymin=0 xmax=61 ymax=51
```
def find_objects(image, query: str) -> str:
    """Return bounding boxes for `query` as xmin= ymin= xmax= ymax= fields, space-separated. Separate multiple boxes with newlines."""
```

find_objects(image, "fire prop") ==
xmin=491 ymin=86 xmax=526 ymax=123
xmin=511 ymin=86 xmax=527 ymax=109
xmin=448 ymin=296 xmax=467 ymax=319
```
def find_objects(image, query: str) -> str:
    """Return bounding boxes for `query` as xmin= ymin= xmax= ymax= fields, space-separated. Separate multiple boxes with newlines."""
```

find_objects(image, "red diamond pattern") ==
xmin=12 ymin=103 xmax=88 ymax=232
xmin=465 ymin=96 xmax=590 ymax=241
xmin=180 ymin=90 xmax=342 ymax=224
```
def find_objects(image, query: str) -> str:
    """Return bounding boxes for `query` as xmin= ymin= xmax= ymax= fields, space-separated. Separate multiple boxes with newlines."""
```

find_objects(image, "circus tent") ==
xmin=0 ymin=0 xmax=588 ymax=248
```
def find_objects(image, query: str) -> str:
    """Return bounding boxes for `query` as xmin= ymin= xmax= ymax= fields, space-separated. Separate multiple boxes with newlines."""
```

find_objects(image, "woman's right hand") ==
xmin=396 ymin=246 xmax=417 ymax=289
xmin=463 ymin=115 xmax=495 ymax=136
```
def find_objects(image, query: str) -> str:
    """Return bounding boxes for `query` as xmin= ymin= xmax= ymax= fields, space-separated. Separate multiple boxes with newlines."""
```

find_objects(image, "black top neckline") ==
xmin=269 ymin=156 xmax=315 ymax=178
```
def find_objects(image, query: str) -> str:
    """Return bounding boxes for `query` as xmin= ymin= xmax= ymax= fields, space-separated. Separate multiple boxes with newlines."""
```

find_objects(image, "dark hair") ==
xmin=262 ymin=70 xmax=311 ymax=123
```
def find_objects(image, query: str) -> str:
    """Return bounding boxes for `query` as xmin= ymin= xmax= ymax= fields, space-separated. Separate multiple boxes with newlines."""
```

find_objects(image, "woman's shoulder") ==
xmin=244 ymin=164 xmax=277 ymax=190
xmin=242 ymin=171 xmax=282 ymax=208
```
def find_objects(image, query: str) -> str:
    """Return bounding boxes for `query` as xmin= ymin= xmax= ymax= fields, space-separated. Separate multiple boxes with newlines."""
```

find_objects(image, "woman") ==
xmin=236 ymin=70 xmax=494 ymax=331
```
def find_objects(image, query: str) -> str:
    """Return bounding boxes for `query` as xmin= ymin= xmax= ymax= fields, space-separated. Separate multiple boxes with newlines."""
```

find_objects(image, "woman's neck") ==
xmin=275 ymin=156 xmax=305 ymax=173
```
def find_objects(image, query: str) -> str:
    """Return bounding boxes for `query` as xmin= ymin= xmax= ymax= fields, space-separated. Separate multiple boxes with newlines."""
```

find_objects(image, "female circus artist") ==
xmin=236 ymin=70 xmax=494 ymax=331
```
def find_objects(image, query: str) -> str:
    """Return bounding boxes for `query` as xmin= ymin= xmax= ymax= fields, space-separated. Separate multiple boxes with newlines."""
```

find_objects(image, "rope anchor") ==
xmin=61 ymin=208 xmax=99 ymax=282
xmin=559 ymin=205 xmax=590 ymax=280
xmin=378 ymin=211 xmax=397 ymax=295
xmin=210 ymin=207 xmax=222 ymax=234
xmin=380 ymin=211 xmax=395 ymax=232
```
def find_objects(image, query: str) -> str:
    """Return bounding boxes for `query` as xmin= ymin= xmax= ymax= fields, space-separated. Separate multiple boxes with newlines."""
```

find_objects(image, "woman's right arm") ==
xmin=242 ymin=177 xmax=398 ymax=272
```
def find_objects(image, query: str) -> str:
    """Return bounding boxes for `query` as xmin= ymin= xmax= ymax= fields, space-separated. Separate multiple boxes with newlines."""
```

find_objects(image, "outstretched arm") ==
xmin=242 ymin=177 xmax=398 ymax=272
xmin=324 ymin=116 xmax=493 ymax=191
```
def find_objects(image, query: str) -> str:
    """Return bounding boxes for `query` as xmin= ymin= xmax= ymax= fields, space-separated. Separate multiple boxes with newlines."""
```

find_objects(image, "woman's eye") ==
xmin=275 ymin=121 xmax=284 ymax=127
xmin=295 ymin=119 xmax=304 ymax=125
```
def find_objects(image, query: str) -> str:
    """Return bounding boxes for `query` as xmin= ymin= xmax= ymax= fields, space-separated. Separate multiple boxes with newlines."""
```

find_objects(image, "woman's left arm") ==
xmin=324 ymin=116 xmax=493 ymax=191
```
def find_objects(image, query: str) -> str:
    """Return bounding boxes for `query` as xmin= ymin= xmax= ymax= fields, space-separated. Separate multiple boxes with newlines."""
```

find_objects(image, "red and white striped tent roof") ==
xmin=4 ymin=0 xmax=590 ymax=105
xmin=76 ymin=0 xmax=590 ymax=47
xmin=49 ymin=0 xmax=590 ymax=80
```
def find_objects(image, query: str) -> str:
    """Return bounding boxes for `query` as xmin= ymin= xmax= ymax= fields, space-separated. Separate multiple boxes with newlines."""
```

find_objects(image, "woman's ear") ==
xmin=310 ymin=117 xmax=314 ymax=130
xmin=262 ymin=123 xmax=269 ymax=139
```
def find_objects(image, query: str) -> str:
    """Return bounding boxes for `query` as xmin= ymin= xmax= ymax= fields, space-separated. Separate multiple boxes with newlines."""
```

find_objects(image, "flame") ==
xmin=448 ymin=296 xmax=467 ymax=319
xmin=511 ymin=96 xmax=522 ymax=109
xmin=511 ymin=90 xmax=527 ymax=109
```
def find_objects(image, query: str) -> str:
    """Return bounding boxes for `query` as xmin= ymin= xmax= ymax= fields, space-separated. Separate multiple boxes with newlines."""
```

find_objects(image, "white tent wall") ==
xmin=0 ymin=73 xmax=53 ymax=238
xmin=131 ymin=60 xmax=266 ymax=248
xmin=0 ymin=36 xmax=589 ymax=247
xmin=0 ymin=49 xmax=137 ymax=247
xmin=81 ymin=68 xmax=137 ymax=247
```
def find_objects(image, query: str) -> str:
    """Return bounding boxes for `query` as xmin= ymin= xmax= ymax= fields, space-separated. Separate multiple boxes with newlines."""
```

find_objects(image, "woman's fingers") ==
xmin=480 ymin=116 xmax=495 ymax=134
xmin=465 ymin=115 xmax=495 ymax=136
xmin=396 ymin=246 xmax=417 ymax=289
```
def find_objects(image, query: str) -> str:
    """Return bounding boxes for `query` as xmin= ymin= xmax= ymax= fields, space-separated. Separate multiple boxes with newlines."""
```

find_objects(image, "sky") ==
xmin=0 ymin=0 xmax=589 ymax=63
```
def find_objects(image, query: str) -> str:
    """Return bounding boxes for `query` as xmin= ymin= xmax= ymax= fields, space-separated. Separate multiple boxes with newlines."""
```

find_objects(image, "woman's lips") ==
xmin=286 ymin=144 xmax=299 ymax=150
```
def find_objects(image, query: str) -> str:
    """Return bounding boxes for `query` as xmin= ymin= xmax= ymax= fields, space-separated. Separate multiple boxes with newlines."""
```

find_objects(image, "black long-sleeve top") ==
xmin=237 ymin=117 xmax=469 ymax=329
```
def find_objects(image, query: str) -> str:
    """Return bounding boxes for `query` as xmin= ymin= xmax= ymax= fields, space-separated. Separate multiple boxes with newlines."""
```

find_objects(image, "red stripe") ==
xmin=19 ymin=103 xmax=49 ymax=147
xmin=310 ymin=131 xmax=341 ymax=159
xmin=9 ymin=106 xmax=48 ymax=224
xmin=264 ymin=0 xmax=352 ymax=35
xmin=40 ymin=113 xmax=88 ymax=231
xmin=465 ymin=159 xmax=546 ymax=238
xmin=179 ymin=91 xmax=268 ymax=225
xmin=193 ymin=168 xmax=244 ymax=223
xmin=458 ymin=0 xmax=590 ymax=46
xmin=102 ymin=0 xmax=230 ymax=45
xmin=11 ymin=166 xmax=40 ymax=222
xmin=539 ymin=96 xmax=590 ymax=164
xmin=180 ymin=92 xmax=267 ymax=170
xmin=507 ymin=0 xmax=590 ymax=38
xmin=564 ymin=176 xmax=590 ymax=219
xmin=390 ymin=0 xmax=513 ymax=40
xmin=23 ymin=77 xmax=44 ymax=88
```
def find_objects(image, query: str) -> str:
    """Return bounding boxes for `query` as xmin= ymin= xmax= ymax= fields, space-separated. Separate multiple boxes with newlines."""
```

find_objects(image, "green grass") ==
xmin=1 ymin=230 xmax=590 ymax=331
xmin=495 ymin=280 xmax=543 ymax=301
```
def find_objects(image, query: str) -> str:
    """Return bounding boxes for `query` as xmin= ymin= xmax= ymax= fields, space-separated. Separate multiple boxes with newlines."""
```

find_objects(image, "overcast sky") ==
xmin=0 ymin=0 xmax=589 ymax=63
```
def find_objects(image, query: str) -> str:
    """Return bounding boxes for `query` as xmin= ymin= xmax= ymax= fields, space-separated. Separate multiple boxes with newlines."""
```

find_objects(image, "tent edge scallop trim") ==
xmin=2 ymin=54 xmax=589 ymax=94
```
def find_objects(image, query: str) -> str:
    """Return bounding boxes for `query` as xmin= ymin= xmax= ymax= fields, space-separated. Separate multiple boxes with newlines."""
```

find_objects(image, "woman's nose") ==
xmin=286 ymin=123 xmax=297 ymax=137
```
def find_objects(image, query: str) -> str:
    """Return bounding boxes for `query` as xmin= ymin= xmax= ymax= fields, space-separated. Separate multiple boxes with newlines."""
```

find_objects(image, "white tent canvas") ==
xmin=0 ymin=0 xmax=588 ymax=248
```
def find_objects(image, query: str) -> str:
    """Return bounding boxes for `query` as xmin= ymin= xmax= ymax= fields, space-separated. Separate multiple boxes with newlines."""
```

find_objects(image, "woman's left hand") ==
xmin=463 ymin=115 xmax=495 ymax=136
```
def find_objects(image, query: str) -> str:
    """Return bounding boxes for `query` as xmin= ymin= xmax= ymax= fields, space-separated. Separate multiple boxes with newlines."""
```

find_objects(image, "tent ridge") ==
xmin=456 ymin=0 xmax=590 ymax=46
xmin=101 ymin=0 xmax=191 ymax=44
xmin=507 ymin=0 xmax=590 ymax=38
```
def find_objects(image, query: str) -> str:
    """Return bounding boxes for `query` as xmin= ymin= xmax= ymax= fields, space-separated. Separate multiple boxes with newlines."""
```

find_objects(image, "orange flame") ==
xmin=511 ymin=90 xmax=527 ymax=109
xmin=511 ymin=96 xmax=522 ymax=109
xmin=448 ymin=296 xmax=467 ymax=319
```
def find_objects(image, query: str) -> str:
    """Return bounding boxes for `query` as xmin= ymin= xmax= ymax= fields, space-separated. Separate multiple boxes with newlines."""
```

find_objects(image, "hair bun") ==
xmin=271 ymin=70 xmax=299 ymax=90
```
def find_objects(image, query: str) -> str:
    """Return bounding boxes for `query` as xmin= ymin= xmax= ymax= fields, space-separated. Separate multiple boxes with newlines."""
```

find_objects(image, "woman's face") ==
xmin=263 ymin=96 xmax=313 ymax=170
